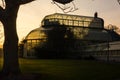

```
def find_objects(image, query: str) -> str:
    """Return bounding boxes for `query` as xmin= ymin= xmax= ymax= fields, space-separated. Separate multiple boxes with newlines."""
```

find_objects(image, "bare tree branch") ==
xmin=18 ymin=0 xmax=35 ymax=5
xmin=1 ymin=0 xmax=5 ymax=8
xmin=118 ymin=0 xmax=120 ymax=5
xmin=0 ymin=6 xmax=4 ymax=19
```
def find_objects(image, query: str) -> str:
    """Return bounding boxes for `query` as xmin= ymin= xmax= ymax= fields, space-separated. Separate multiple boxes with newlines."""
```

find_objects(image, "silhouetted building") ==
xmin=21 ymin=13 xmax=120 ymax=59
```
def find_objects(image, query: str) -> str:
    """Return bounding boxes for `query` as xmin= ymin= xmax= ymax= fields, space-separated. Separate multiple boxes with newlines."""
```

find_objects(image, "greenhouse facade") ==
xmin=22 ymin=13 xmax=120 ymax=59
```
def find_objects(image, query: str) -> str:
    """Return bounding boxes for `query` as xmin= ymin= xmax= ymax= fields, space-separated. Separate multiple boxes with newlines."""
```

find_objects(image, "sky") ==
xmin=0 ymin=0 xmax=120 ymax=44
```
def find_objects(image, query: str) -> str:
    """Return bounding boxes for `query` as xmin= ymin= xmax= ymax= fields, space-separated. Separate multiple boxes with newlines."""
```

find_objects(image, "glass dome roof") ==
xmin=25 ymin=28 xmax=48 ymax=40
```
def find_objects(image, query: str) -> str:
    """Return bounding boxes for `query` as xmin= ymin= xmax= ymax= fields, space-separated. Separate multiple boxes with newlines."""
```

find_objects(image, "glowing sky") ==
xmin=1 ymin=0 xmax=120 ymax=44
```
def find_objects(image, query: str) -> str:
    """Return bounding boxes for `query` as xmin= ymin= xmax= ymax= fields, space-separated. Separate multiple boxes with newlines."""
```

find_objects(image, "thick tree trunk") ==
xmin=1 ymin=5 xmax=21 ymax=75
xmin=0 ymin=0 xmax=35 ymax=77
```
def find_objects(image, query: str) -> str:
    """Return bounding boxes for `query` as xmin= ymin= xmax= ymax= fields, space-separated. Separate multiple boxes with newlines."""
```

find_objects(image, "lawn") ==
xmin=1 ymin=58 xmax=120 ymax=80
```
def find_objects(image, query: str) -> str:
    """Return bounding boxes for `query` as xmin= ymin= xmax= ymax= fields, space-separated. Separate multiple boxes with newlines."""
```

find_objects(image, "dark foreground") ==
xmin=0 ymin=58 xmax=120 ymax=80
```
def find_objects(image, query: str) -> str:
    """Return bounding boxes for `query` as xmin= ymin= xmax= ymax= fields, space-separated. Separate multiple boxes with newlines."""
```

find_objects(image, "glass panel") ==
xmin=78 ymin=21 xmax=84 ymax=27
xmin=84 ymin=21 xmax=90 ymax=27
xmin=26 ymin=29 xmax=47 ymax=40
xmin=73 ymin=20 xmax=79 ymax=26
xmin=63 ymin=19 xmax=68 ymax=25
xmin=27 ymin=31 xmax=40 ymax=39
xmin=68 ymin=20 xmax=73 ymax=26
xmin=42 ymin=13 xmax=104 ymax=29
xmin=59 ymin=19 xmax=63 ymax=25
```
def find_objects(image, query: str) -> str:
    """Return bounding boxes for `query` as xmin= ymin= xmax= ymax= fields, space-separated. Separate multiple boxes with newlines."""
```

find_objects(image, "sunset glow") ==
xmin=0 ymin=0 xmax=120 ymax=44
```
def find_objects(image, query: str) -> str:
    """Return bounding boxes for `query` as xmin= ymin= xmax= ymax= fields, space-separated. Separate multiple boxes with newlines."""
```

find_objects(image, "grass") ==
xmin=1 ymin=58 xmax=120 ymax=80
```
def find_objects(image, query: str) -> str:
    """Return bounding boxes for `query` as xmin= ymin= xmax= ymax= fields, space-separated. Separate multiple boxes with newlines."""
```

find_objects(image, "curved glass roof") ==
xmin=25 ymin=28 xmax=47 ymax=40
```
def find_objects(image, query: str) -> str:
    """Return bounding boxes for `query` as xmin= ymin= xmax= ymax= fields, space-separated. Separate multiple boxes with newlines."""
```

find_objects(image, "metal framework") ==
xmin=41 ymin=13 xmax=104 ymax=29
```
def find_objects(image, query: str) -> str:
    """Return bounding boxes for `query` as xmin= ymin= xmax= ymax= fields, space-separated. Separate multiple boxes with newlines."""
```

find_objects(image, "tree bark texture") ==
xmin=0 ymin=0 xmax=35 ymax=76
xmin=1 ymin=5 xmax=21 ymax=75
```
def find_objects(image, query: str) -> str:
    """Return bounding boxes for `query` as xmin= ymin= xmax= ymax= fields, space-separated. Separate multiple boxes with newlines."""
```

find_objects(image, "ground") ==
xmin=0 ymin=58 xmax=120 ymax=80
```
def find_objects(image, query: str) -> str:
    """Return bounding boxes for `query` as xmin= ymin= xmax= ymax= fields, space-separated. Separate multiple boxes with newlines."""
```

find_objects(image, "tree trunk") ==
xmin=1 ymin=5 xmax=21 ymax=75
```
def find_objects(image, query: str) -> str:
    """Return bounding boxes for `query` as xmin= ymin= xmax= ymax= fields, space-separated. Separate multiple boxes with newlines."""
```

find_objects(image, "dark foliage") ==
xmin=34 ymin=47 xmax=71 ymax=59
xmin=34 ymin=26 xmax=77 ymax=59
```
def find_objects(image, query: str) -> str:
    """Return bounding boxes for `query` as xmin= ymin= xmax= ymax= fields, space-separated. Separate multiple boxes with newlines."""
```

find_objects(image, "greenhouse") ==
xmin=22 ymin=13 xmax=120 ymax=58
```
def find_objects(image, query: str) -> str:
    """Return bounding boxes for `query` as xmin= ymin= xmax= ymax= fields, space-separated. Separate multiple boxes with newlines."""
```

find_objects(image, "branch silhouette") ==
xmin=18 ymin=0 xmax=35 ymax=5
